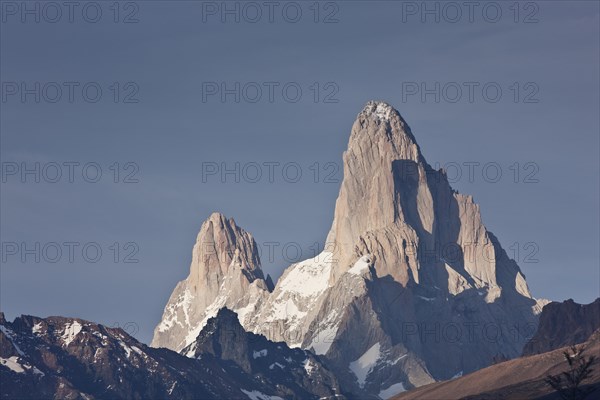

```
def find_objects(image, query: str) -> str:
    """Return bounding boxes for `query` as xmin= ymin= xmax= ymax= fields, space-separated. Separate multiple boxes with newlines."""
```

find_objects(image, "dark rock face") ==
xmin=183 ymin=308 xmax=349 ymax=399
xmin=522 ymin=298 xmax=600 ymax=356
xmin=0 ymin=311 xmax=344 ymax=399
xmin=0 ymin=313 xmax=221 ymax=399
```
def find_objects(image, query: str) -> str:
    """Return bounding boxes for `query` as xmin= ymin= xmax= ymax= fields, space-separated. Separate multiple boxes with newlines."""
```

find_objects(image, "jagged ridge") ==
xmin=0 ymin=311 xmax=345 ymax=399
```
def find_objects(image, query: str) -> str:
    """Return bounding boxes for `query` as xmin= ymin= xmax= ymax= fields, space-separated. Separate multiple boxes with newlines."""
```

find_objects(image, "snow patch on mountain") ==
xmin=119 ymin=341 xmax=132 ymax=358
xmin=451 ymin=370 xmax=463 ymax=379
xmin=180 ymin=289 xmax=194 ymax=325
xmin=240 ymin=389 xmax=284 ymax=400
xmin=276 ymin=252 xmax=333 ymax=299
xmin=349 ymin=342 xmax=382 ymax=388
xmin=307 ymin=308 xmax=342 ymax=355
xmin=363 ymin=101 xmax=394 ymax=121
xmin=378 ymin=382 xmax=406 ymax=399
xmin=235 ymin=301 xmax=258 ymax=324
xmin=0 ymin=356 xmax=25 ymax=373
xmin=266 ymin=299 xmax=307 ymax=330
xmin=269 ymin=362 xmax=285 ymax=370
xmin=156 ymin=290 xmax=192 ymax=333
xmin=375 ymin=103 xmax=392 ymax=120
xmin=0 ymin=326 xmax=24 ymax=355
xmin=348 ymin=255 xmax=372 ymax=275
xmin=0 ymin=356 xmax=44 ymax=376
xmin=32 ymin=323 xmax=43 ymax=335
xmin=309 ymin=325 xmax=338 ymax=355
xmin=183 ymin=295 xmax=228 ymax=353
xmin=62 ymin=321 xmax=83 ymax=346
xmin=253 ymin=349 xmax=268 ymax=359
xmin=303 ymin=358 xmax=315 ymax=375
xmin=386 ymin=354 xmax=407 ymax=365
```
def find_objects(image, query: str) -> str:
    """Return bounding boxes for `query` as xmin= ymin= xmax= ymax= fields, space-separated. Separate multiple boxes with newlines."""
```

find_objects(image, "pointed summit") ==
xmin=361 ymin=100 xmax=396 ymax=121
xmin=326 ymin=101 xmax=425 ymax=282
xmin=350 ymin=101 xmax=421 ymax=159
xmin=151 ymin=212 xmax=271 ymax=352
xmin=326 ymin=102 xmax=537 ymax=294
xmin=358 ymin=100 xmax=410 ymax=129
xmin=190 ymin=212 xmax=263 ymax=283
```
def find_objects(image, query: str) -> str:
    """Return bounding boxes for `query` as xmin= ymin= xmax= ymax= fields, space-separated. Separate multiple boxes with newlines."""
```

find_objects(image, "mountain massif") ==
xmin=7 ymin=101 xmax=584 ymax=399
xmin=152 ymin=101 xmax=548 ymax=398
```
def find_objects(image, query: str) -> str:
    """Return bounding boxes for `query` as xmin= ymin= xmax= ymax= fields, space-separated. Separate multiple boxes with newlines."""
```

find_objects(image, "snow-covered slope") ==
xmin=245 ymin=251 xmax=334 ymax=348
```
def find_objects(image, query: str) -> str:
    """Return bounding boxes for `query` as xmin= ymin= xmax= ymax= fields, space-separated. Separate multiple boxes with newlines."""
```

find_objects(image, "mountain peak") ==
xmin=213 ymin=307 xmax=238 ymax=324
xmin=348 ymin=101 xmax=420 ymax=161
xmin=194 ymin=212 xmax=260 ymax=273
xmin=326 ymin=102 xmax=423 ymax=280
xmin=206 ymin=211 xmax=236 ymax=228
xmin=152 ymin=212 xmax=271 ymax=352
xmin=154 ymin=104 xmax=543 ymax=397
xmin=361 ymin=100 xmax=397 ymax=121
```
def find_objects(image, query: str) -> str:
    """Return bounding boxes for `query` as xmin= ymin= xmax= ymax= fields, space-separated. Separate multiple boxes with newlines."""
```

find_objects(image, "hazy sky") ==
xmin=1 ymin=1 xmax=598 ymax=344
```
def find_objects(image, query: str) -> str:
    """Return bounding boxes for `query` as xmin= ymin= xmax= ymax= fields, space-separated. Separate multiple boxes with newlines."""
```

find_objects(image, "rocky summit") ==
xmin=151 ymin=212 xmax=272 ymax=352
xmin=153 ymin=101 xmax=548 ymax=399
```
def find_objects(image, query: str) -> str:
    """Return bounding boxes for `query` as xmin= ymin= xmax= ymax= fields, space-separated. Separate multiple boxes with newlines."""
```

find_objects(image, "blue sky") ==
xmin=1 ymin=1 xmax=598 ymax=343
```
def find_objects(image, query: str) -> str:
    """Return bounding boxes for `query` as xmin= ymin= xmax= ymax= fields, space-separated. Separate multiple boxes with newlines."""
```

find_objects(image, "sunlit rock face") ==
xmin=153 ymin=101 xmax=546 ymax=398
xmin=151 ymin=212 xmax=271 ymax=353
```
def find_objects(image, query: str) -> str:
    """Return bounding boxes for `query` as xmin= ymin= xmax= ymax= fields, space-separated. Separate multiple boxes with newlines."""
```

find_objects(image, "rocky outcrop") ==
xmin=183 ymin=308 xmax=347 ymax=399
xmin=522 ymin=298 xmax=600 ymax=356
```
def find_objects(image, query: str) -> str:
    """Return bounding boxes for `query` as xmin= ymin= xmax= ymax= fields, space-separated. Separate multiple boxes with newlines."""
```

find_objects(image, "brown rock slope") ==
xmin=392 ymin=330 xmax=600 ymax=400
xmin=522 ymin=298 xmax=600 ymax=356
